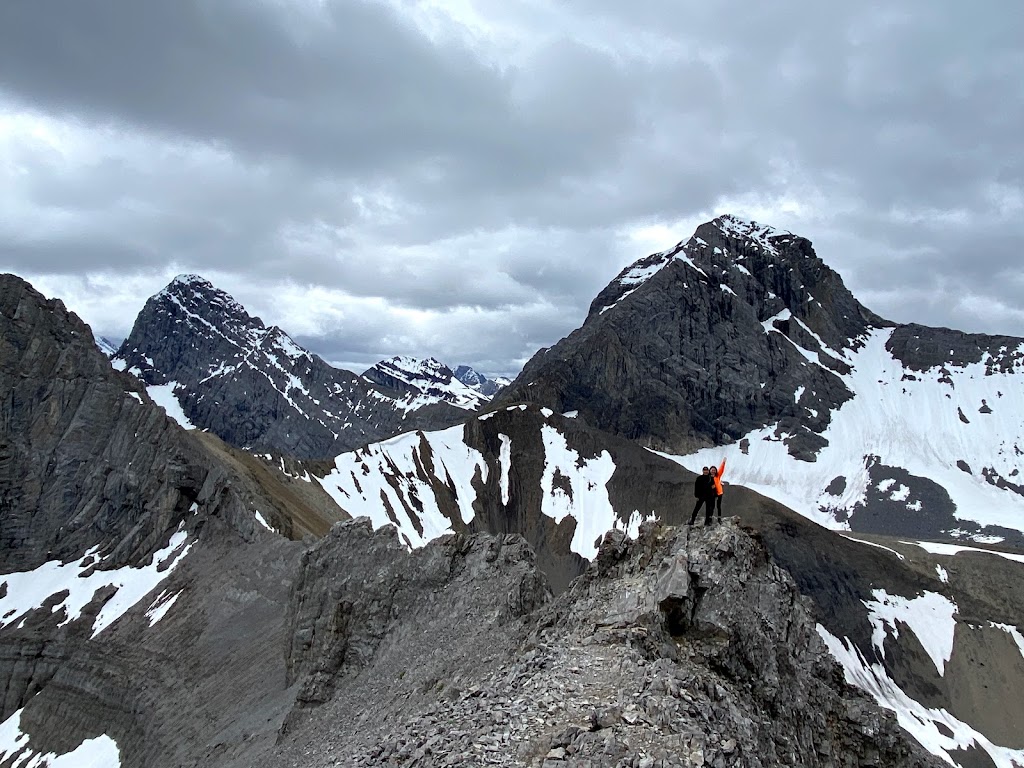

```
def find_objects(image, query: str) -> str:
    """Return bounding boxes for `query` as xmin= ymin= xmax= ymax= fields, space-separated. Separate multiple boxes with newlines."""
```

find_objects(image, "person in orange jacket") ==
xmin=709 ymin=458 xmax=726 ymax=522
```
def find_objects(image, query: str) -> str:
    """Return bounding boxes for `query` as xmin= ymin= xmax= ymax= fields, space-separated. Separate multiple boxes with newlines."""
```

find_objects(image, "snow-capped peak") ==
xmin=157 ymin=273 xmax=249 ymax=320
xmin=364 ymin=356 xmax=488 ymax=411
xmin=713 ymin=214 xmax=795 ymax=255
xmin=455 ymin=365 xmax=510 ymax=397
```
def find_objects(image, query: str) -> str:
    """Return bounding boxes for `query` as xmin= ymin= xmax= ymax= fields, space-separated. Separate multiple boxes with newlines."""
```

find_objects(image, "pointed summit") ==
xmin=363 ymin=356 xmax=488 ymax=410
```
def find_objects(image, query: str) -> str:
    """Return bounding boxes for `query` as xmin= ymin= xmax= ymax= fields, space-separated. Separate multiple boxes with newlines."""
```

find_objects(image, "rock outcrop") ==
xmin=256 ymin=520 xmax=943 ymax=768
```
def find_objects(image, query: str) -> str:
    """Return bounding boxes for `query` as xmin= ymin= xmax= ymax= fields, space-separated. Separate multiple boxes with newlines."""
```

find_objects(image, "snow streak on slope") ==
xmin=818 ymin=626 xmax=1024 ymax=768
xmin=366 ymin=357 xmax=488 ymax=410
xmin=0 ymin=707 xmax=121 ymax=768
xmin=675 ymin=327 xmax=1024 ymax=538
xmin=317 ymin=424 xmax=488 ymax=548
xmin=538 ymin=425 xmax=617 ymax=559
xmin=863 ymin=589 xmax=958 ymax=676
xmin=146 ymin=383 xmax=196 ymax=429
xmin=0 ymin=529 xmax=193 ymax=638
xmin=901 ymin=539 xmax=1024 ymax=565
xmin=316 ymin=409 xmax=643 ymax=559
xmin=597 ymin=238 xmax=708 ymax=315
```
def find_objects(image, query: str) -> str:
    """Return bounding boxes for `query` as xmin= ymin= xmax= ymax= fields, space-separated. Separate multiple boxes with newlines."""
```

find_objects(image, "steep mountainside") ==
xmin=0 ymin=274 xmax=342 ymax=571
xmin=496 ymin=215 xmax=1024 ymax=546
xmin=113 ymin=275 xmax=472 ymax=459
xmin=363 ymin=356 xmax=489 ymax=410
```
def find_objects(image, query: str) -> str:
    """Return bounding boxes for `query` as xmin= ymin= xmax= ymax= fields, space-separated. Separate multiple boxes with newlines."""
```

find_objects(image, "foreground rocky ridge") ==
xmin=254 ymin=518 xmax=942 ymax=768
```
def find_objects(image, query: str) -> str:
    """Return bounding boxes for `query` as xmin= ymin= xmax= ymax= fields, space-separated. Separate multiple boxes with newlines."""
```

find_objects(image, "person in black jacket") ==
xmin=688 ymin=467 xmax=714 ymax=525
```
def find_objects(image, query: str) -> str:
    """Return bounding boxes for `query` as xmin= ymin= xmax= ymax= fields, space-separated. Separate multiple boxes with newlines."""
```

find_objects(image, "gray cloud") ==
xmin=1 ymin=0 xmax=1022 ymax=376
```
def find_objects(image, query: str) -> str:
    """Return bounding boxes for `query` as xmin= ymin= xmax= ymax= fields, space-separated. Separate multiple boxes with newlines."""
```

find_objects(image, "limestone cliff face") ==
xmin=497 ymin=215 xmax=881 ymax=458
xmin=497 ymin=215 xmax=1024 ymax=462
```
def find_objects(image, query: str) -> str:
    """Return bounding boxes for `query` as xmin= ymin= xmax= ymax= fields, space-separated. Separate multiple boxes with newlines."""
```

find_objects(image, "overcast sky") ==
xmin=2 ymin=1 xmax=1022 ymax=376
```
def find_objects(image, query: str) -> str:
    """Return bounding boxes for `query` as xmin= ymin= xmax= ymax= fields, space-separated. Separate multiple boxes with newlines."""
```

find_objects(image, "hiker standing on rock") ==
xmin=689 ymin=466 xmax=715 ymax=526
xmin=710 ymin=459 xmax=726 ymax=522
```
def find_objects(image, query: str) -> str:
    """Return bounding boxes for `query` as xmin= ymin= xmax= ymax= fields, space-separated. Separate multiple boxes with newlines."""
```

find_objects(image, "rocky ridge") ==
xmin=113 ymin=274 xmax=473 ymax=459
xmin=253 ymin=518 xmax=943 ymax=768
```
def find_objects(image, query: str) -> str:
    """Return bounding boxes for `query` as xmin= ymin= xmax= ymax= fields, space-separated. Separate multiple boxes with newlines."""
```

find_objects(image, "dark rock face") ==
xmin=114 ymin=275 xmax=470 ymax=459
xmin=887 ymin=324 xmax=1024 ymax=373
xmin=497 ymin=215 xmax=883 ymax=457
xmin=285 ymin=519 xmax=549 ymax=710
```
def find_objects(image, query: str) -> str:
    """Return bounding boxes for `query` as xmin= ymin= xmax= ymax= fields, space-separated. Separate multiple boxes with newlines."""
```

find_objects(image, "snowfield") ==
xmin=670 ymin=327 xmax=1024 ymax=539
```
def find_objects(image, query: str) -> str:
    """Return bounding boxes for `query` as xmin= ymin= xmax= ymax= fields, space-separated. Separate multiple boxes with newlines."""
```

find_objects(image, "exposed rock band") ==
xmin=689 ymin=459 xmax=726 ymax=526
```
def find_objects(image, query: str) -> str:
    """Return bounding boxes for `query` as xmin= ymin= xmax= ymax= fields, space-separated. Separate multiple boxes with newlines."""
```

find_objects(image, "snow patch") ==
xmin=818 ymin=625 xmax=1024 ymax=768
xmin=0 ymin=531 xmax=193 ymax=639
xmin=0 ymin=707 xmax=121 ymax=767
xmin=864 ymin=588 xmax=957 ymax=676
xmin=538 ymin=425 xmax=618 ymax=559
xmin=146 ymin=383 xmax=196 ymax=429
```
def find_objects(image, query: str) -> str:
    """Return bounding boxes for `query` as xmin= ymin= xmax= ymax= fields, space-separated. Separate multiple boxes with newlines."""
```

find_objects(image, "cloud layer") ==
xmin=2 ymin=0 xmax=1022 ymax=374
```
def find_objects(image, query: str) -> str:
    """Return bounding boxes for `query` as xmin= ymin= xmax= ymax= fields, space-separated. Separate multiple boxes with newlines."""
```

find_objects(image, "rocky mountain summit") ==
xmin=113 ymin=275 xmax=472 ymax=459
xmin=496 ymin=215 xmax=1024 ymax=545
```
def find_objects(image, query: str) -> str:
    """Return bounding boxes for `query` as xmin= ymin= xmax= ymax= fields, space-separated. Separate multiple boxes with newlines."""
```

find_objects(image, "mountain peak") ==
xmin=363 ymin=355 xmax=488 ymax=410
